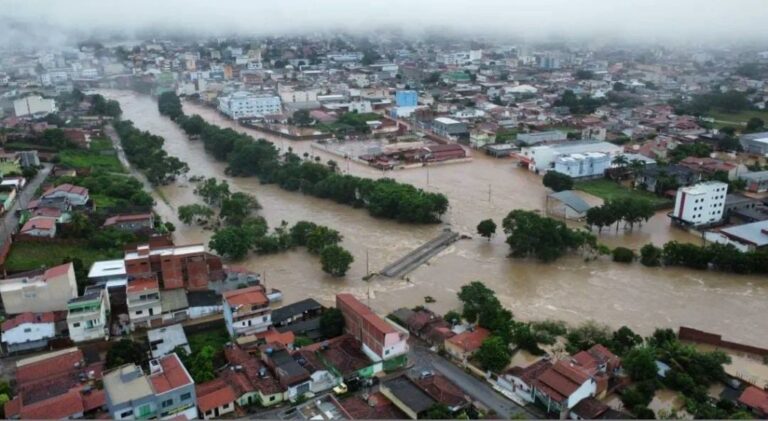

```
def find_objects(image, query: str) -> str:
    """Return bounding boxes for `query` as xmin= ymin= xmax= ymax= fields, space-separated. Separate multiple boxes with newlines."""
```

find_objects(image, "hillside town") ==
xmin=0 ymin=23 xmax=768 ymax=421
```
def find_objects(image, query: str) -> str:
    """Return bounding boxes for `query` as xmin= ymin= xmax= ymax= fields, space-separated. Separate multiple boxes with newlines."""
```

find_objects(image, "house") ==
xmin=431 ymin=117 xmax=469 ymax=140
xmin=336 ymin=293 xmax=409 ymax=369
xmin=738 ymin=386 xmax=768 ymax=418
xmin=19 ymin=216 xmax=57 ymax=237
xmin=444 ymin=327 xmax=490 ymax=363
xmin=196 ymin=378 xmax=238 ymax=419
xmin=739 ymin=131 xmax=768 ymax=155
xmin=309 ymin=334 xmax=380 ymax=381
xmin=740 ymin=170 xmax=768 ymax=193
xmin=533 ymin=360 xmax=597 ymax=417
xmin=271 ymin=299 xmax=322 ymax=328
xmin=671 ymin=181 xmax=728 ymax=226
xmin=67 ymin=290 xmax=110 ymax=343
xmin=0 ymin=263 xmax=78 ymax=314
xmin=41 ymin=183 xmax=89 ymax=206
xmin=123 ymin=240 xmax=224 ymax=290
xmin=499 ymin=358 xmax=553 ymax=404
xmin=87 ymin=259 xmax=127 ymax=285
xmin=401 ymin=308 xmax=455 ymax=347
xmin=160 ymin=288 xmax=190 ymax=323
xmin=516 ymin=130 xmax=567 ymax=146
xmin=262 ymin=345 xmax=311 ymax=401
xmin=4 ymin=348 xmax=106 ymax=420
xmin=126 ymin=278 xmax=163 ymax=331
xmin=0 ymin=185 xmax=17 ymax=213
xmin=224 ymin=344 xmax=286 ymax=407
xmin=414 ymin=372 xmax=470 ymax=413
xmin=546 ymin=190 xmax=593 ymax=220
xmin=103 ymin=353 xmax=197 ymax=420
xmin=636 ymin=164 xmax=698 ymax=193
xmin=1 ymin=312 xmax=57 ymax=354
xmin=148 ymin=324 xmax=190 ymax=359
xmin=293 ymin=348 xmax=341 ymax=393
xmin=103 ymin=213 xmax=155 ymax=233
xmin=223 ymin=286 xmax=272 ymax=337
xmin=679 ymin=156 xmax=745 ymax=180
xmin=517 ymin=141 xmax=622 ymax=173
xmin=380 ymin=375 xmax=437 ymax=420
xmin=553 ymin=152 xmax=611 ymax=178
xmin=339 ymin=392 xmax=408 ymax=419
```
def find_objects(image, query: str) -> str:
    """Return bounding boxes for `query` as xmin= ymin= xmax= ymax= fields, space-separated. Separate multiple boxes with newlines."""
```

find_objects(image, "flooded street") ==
xmin=102 ymin=90 xmax=768 ymax=347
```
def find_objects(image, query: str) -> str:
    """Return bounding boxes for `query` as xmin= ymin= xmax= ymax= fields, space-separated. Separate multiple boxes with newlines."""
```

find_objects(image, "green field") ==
xmin=4 ymin=241 xmax=119 ymax=274
xmin=90 ymin=193 xmax=123 ymax=208
xmin=708 ymin=110 xmax=768 ymax=128
xmin=575 ymin=179 xmax=672 ymax=209
xmin=58 ymin=138 xmax=125 ymax=173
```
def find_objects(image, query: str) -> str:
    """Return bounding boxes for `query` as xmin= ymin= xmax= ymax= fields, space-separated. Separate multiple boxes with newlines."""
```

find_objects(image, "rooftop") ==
xmin=382 ymin=375 xmax=436 ymax=414
xmin=103 ymin=364 xmax=154 ymax=406
xmin=446 ymin=327 xmax=490 ymax=353
xmin=127 ymin=278 xmax=159 ymax=294
xmin=149 ymin=353 xmax=194 ymax=394
xmin=720 ymin=220 xmax=768 ymax=247
xmin=196 ymin=378 xmax=237 ymax=413
xmin=223 ymin=285 xmax=268 ymax=307
xmin=1 ymin=312 xmax=56 ymax=331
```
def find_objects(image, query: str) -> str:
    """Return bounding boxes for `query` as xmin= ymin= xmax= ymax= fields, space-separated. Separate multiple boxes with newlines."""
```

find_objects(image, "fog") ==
xmin=3 ymin=0 xmax=768 ymax=48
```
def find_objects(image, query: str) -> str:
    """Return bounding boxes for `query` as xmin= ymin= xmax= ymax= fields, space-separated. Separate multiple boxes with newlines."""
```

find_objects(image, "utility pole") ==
xmin=488 ymin=183 xmax=492 ymax=202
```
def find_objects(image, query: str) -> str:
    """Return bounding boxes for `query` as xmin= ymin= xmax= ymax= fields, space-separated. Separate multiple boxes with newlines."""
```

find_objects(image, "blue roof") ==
xmin=548 ymin=190 xmax=592 ymax=213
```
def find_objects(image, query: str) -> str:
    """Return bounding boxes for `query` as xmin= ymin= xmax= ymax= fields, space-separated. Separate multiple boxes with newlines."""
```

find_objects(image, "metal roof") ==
xmin=547 ymin=190 xmax=592 ymax=214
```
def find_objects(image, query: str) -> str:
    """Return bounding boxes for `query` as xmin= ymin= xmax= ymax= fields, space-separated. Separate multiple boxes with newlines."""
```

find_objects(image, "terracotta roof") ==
xmin=533 ymin=360 xmax=592 ymax=403
xmin=127 ymin=278 xmax=159 ymax=294
xmin=44 ymin=262 xmax=72 ymax=279
xmin=20 ymin=388 xmax=84 ymax=419
xmin=104 ymin=213 xmax=152 ymax=226
xmin=337 ymin=293 xmax=397 ymax=336
xmin=16 ymin=348 xmax=84 ymax=386
xmin=446 ymin=327 xmax=490 ymax=353
xmin=506 ymin=358 xmax=553 ymax=385
xmin=223 ymin=286 xmax=268 ymax=307
xmin=21 ymin=216 xmax=56 ymax=232
xmin=4 ymin=396 xmax=21 ymax=418
xmin=150 ymin=354 xmax=193 ymax=394
xmin=44 ymin=183 xmax=88 ymax=197
xmin=196 ymin=378 xmax=237 ymax=412
xmin=739 ymin=386 xmax=768 ymax=414
xmin=223 ymin=345 xmax=284 ymax=395
xmin=571 ymin=396 xmax=609 ymax=419
xmin=415 ymin=374 xmax=468 ymax=408
xmin=1 ymin=312 xmax=56 ymax=331
xmin=33 ymin=207 xmax=63 ymax=218
xmin=340 ymin=392 xmax=407 ymax=419
xmin=81 ymin=389 xmax=106 ymax=412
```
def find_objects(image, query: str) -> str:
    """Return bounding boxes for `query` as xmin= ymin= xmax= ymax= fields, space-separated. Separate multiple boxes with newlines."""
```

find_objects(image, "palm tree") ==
xmin=612 ymin=154 xmax=629 ymax=168
xmin=628 ymin=159 xmax=646 ymax=184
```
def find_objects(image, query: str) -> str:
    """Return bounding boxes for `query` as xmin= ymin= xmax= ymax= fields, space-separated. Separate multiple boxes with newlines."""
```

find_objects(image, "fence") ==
xmin=678 ymin=326 xmax=768 ymax=358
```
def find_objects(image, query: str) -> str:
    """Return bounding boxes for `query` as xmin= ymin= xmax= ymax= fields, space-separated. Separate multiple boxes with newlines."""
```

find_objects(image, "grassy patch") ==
xmin=90 ymin=193 xmax=123 ymax=208
xmin=59 ymin=148 xmax=125 ymax=173
xmin=4 ymin=241 xmax=119 ymax=273
xmin=575 ymin=179 xmax=672 ymax=208
xmin=187 ymin=326 xmax=230 ymax=367
xmin=708 ymin=110 xmax=768 ymax=127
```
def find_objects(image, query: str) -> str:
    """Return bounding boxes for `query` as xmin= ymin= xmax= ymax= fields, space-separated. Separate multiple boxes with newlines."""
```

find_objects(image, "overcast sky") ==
xmin=4 ymin=0 xmax=768 ymax=48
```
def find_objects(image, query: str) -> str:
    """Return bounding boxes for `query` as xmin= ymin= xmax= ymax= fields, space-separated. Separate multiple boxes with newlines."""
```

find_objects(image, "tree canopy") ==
xmin=503 ymin=210 xmax=596 ymax=262
xmin=542 ymin=171 xmax=574 ymax=192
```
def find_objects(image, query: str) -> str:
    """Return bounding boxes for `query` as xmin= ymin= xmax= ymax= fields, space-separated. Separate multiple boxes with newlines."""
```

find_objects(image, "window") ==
xmin=262 ymin=316 xmax=268 ymax=322
xmin=24 ymin=327 xmax=32 ymax=333
xmin=136 ymin=310 xmax=143 ymax=315
xmin=162 ymin=398 xmax=173 ymax=408
xmin=120 ymin=410 xmax=133 ymax=418
xmin=180 ymin=392 xmax=192 ymax=401
xmin=270 ymin=396 xmax=276 ymax=402
xmin=73 ymin=322 xmax=81 ymax=328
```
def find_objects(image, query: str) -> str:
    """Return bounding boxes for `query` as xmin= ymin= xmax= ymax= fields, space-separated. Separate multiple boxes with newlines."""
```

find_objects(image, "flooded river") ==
xmin=101 ymin=90 xmax=768 ymax=347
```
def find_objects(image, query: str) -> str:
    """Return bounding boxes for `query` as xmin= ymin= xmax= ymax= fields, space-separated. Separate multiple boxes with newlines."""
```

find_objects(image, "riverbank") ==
xmin=99 ymin=89 xmax=768 ymax=348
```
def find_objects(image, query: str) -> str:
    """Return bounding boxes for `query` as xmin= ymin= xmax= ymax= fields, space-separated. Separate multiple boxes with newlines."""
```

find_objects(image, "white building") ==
xmin=13 ymin=95 xmax=57 ymax=118
xmin=67 ymin=290 xmax=110 ymax=343
xmin=553 ymin=152 xmax=611 ymax=178
xmin=222 ymin=286 xmax=272 ymax=337
xmin=147 ymin=324 xmax=190 ymax=359
xmin=672 ymin=181 xmax=728 ymax=226
xmin=519 ymin=141 xmax=622 ymax=172
xmin=126 ymin=279 xmax=163 ymax=331
xmin=1 ymin=312 xmax=57 ymax=353
xmin=88 ymin=259 xmax=127 ymax=285
xmin=218 ymin=91 xmax=282 ymax=119
xmin=0 ymin=263 xmax=78 ymax=314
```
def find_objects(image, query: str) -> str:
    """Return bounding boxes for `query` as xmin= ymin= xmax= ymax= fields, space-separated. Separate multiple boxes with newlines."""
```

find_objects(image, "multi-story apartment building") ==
xmin=67 ymin=289 xmax=110 ymax=343
xmin=104 ymin=353 xmax=197 ymax=420
xmin=553 ymin=152 xmax=611 ymax=178
xmin=0 ymin=263 xmax=77 ymax=314
xmin=217 ymin=91 xmax=282 ymax=119
xmin=127 ymin=278 xmax=163 ymax=331
xmin=222 ymin=286 xmax=272 ymax=337
xmin=336 ymin=294 xmax=409 ymax=366
xmin=123 ymin=239 xmax=224 ymax=290
xmin=672 ymin=181 xmax=728 ymax=226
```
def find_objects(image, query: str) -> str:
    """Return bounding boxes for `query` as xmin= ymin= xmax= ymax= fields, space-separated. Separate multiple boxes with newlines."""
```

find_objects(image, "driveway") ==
xmin=409 ymin=341 xmax=540 ymax=419
xmin=0 ymin=163 xmax=52 ymax=244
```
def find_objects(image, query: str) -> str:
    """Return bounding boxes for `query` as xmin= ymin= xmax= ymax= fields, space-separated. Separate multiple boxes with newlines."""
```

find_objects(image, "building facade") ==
xmin=336 ymin=294 xmax=409 ymax=365
xmin=218 ymin=91 xmax=282 ymax=119
xmin=126 ymin=278 xmax=163 ymax=331
xmin=223 ymin=286 xmax=272 ymax=337
xmin=67 ymin=290 xmax=110 ymax=343
xmin=672 ymin=181 xmax=728 ymax=226
xmin=0 ymin=263 xmax=78 ymax=314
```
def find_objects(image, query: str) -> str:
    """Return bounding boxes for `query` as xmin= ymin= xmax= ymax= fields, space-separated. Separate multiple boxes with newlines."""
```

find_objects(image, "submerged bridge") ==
xmin=379 ymin=229 xmax=460 ymax=278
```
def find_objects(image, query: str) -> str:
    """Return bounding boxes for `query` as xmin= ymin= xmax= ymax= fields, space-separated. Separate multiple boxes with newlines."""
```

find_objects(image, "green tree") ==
xmin=623 ymin=347 xmax=659 ymax=382
xmin=612 ymin=247 xmax=635 ymax=263
xmin=178 ymin=204 xmax=214 ymax=225
xmin=106 ymin=339 xmax=147 ymax=369
xmin=610 ymin=326 xmax=643 ymax=356
xmin=220 ymin=192 xmax=261 ymax=226
xmin=476 ymin=219 xmax=497 ymax=241
xmin=320 ymin=245 xmax=354 ymax=277
xmin=566 ymin=321 xmax=612 ymax=354
xmin=475 ymin=336 xmax=512 ymax=373
xmin=158 ymin=91 xmax=184 ymax=120
xmin=209 ymin=226 xmax=253 ymax=259
xmin=423 ymin=404 xmax=453 ymax=419
xmin=503 ymin=210 xmax=595 ymax=262
xmin=640 ymin=244 xmax=662 ymax=267
xmin=289 ymin=221 xmax=318 ymax=246
xmin=306 ymin=226 xmax=342 ymax=255
xmin=292 ymin=109 xmax=313 ymax=127
xmin=542 ymin=171 xmax=574 ymax=192
xmin=457 ymin=282 xmax=500 ymax=324
xmin=194 ymin=177 xmax=231 ymax=206
xmin=320 ymin=308 xmax=345 ymax=338
xmin=444 ymin=310 xmax=462 ymax=325
xmin=746 ymin=117 xmax=765 ymax=132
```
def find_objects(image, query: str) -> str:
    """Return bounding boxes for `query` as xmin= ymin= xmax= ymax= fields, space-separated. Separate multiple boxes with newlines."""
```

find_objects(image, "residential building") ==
xmin=196 ymin=378 xmax=237 ymax=419
xmin=126 ymin=278 xmax=163 ymax=331
xmin=223 ymin=286 xmax=272 ymax=337
xmin=739 ymin=131 xmax=768 ymax=155
xmin=430 ymin=117 xmax=469 ymax=140
xmin=738 ymin=386 xmax=768 ymax=418
xmin=223 ymin=344 xmax=286 ymax=407
xmin=103 ymin=353 xmax=197 ymax=420
xmin=672 ymin=181 xmax=728 ymax=226
xmin=261 ymin=345 xmax=311 ymax=400
xmin=0 ymin=263 xmax=78 ymax=314
xmin=13 ymin=95 xmax=57 ymax=118
xmin=218 ymin=91 xmax=282 ymax=119
xmin=444 ymin=327 xmax=490 ymax=363
xmin=103 ymin=213 xmax=155 ymax=232
xmin=516 ymin=130 xmax=567 ymax=146
xmin=1 ymin=312 xmax=57 ymax=353
xmin=395 ymin=90 xmax=418 ymax=107
xmin=67 ymin=290 xmax=110 ymax=343
xmin=336 ymin=293 xmax=409 ymax=367
xmin=88 ymin=259 xmax=128 ymax=285
xmin=533 ymin=360 xmax=597 ymax=416
xmin=123 ymin=240 xmax=224 ymax=290
xmin=271 ymin=298 xmax=323 ymax=327
xmin=740 ymin=170 xmax=768 ymax=193
xmin=552 ymin=152 xmax=611 ymax=178
xmin=4 ymin=348 xmax=106 ymax=419
xmin=19 ymin=216 xmax=57 ymax=237
xmin=518 ymin=141 xmax=622 ymax=173
xmin=148 ymin=324 xmax=190 ymax=359
xmin=380 ymin=375 xmax=437 ymax=420
xmin=41 ymin=183 xmax=89 ymax=206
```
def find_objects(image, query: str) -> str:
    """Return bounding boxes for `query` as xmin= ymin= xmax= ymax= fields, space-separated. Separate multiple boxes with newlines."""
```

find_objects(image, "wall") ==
xmin=678 ymin=327 xmax=768 ymax=358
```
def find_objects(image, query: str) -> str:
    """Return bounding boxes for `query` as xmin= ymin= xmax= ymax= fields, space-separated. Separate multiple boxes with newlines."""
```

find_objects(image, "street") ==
xmin=409 ymin=342 xmax=539 ymax=419
xmin=0 ymin=163 xmax=52 ymax=247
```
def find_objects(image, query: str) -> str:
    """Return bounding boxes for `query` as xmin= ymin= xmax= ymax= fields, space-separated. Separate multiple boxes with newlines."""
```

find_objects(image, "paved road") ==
xmin=0 ymin=163 xmax=52 ymax=245
xmin=409 ymin=342 xmax=538 ymax=419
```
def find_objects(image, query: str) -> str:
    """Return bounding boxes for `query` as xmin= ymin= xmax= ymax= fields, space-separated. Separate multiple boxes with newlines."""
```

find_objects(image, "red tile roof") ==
xmin=196 ymin=378 xmax=237 ymax=412
xmin=21 ymin=217 xmax=56 ymax=232
xmin=103 ymin=213 xmax=152 ymax=226
xmin=446 ymin=327 xmax=490 ymax=353
xmin=337 ymin=293 xmax=397 ymax=336
xmin=223 ymin=286 xmax=268 ymax=307
xmin=44 ymin=262 xmax=72 ymax=279
xmin=506 ymin=358 xmax=553 ymax=385
xmin=20 ymin=388 xmax=84 ymax=419
xmin=16 ymin=348 xmax=83 ymax=386
xmin=1 ymin=312 xmax=56 ymax=331
xmin=415 ymin=374 xmax=468 ymax=408
xmin=127 ymin=278 xmax=159 ymax=294
xmin=533 ymin=360 xmax=592 ymax=403
xmin=739 ymin=386 xmax=768 ymax=414
xmin=150 ymin=354 xmax=193 ymax=394
xmin=340 ymin=392 xmax=407 ymax=419
xmin=81 ymin=389 xmax=106 ymax=412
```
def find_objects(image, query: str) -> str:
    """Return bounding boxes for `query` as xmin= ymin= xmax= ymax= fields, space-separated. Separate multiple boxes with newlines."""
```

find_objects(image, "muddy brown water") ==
xmin=100 ymin=90 xmax=768 ymax=347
